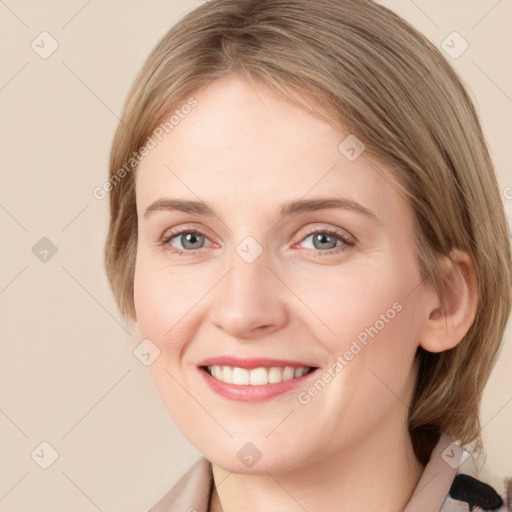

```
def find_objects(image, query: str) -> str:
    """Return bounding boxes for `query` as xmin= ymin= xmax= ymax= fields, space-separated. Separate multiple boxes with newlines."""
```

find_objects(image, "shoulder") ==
xmin=440 ymin=449 xmax=511 ymax=511
xmin=146 ymin=456 xmax=213 ymax=512
xmin=408 ymin=433 xmax=511 ymax=511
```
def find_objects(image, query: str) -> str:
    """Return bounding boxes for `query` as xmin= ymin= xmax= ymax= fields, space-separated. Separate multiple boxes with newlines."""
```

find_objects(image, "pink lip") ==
xmin=197 ymin=356 xmax=317 ymax=369
xmin=196 ymin=363 xmax=319 ymax=403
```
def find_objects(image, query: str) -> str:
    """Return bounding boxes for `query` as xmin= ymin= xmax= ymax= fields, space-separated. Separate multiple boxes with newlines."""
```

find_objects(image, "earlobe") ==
xmin=418 ymin=249 xmax=478 ymax=353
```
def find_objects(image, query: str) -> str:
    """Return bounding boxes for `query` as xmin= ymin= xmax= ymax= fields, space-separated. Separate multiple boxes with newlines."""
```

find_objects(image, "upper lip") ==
xmin=197 ymin=356 xmax=318 ymax=370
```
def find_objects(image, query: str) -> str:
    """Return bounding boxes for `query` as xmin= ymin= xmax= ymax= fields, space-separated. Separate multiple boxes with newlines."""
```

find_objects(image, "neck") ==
xmin=209 ymin=419 xmax=424 ymax=512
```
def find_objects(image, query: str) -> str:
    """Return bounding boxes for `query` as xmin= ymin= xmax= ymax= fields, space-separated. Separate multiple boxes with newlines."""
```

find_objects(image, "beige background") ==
xmin=0 ymin=1 xmax=511 ymax=510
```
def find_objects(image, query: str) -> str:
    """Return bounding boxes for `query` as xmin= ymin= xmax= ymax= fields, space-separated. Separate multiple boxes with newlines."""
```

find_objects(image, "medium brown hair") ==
xmin=104 ymin=0 xmax=512 ymax=464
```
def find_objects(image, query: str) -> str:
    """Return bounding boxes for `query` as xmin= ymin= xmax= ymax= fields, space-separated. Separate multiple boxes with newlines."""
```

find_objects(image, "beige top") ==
xmin=147 ymin=433 xmax=511 ymax=512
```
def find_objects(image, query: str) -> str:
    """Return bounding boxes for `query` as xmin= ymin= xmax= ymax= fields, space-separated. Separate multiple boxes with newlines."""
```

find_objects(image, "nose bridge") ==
xmin=224 ymin=224 xmax=271 ymax=289
xmin=210 ymin=238 xmax=288 ymax=338
xmin=223 ymin=240 xmax=273 ymax=311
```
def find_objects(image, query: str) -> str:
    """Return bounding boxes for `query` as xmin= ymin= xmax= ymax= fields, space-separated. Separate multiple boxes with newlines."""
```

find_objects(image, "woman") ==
xmin=103 ymin=0 xmax=512 ymax=510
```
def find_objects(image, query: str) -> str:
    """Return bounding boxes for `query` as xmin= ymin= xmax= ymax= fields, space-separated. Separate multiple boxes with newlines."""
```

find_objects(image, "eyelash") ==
xmin=160 ymin=225 xmax=355 ymax=257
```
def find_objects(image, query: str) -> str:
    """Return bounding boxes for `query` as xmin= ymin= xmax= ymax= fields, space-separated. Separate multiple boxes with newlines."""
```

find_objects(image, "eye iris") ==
xmin=182 ymin=232 xmax=203 ymax=250
xmin=313 ymin=233 xmax=337 ymax=250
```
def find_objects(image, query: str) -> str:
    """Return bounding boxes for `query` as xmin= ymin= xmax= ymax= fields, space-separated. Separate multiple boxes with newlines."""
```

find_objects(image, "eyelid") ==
xmin=162 ymin=223 xmax=217 ymax=242
xmin=294 ymin=223 xmax=357 ymax=245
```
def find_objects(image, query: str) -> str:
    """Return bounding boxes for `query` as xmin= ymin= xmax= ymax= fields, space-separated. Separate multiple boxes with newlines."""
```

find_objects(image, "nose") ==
xmin=210 ymin=251 xmax=289 ymax=341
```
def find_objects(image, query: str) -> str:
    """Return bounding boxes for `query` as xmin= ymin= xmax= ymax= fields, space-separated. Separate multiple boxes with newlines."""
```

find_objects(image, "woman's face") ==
xmin=134 ymin=74 xmax=428 ymax=473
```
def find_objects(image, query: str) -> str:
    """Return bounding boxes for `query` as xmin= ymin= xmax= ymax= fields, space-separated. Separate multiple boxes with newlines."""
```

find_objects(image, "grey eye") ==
xmin=169 ymin=231 xmax=211 ymax=251
xmin=302 ymin=232 xmax=341 ymax=251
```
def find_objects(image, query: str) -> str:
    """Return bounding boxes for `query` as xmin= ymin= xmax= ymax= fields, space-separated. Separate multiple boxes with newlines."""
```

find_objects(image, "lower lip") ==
xmin=197 ymin=366 xmax=319 ymax=402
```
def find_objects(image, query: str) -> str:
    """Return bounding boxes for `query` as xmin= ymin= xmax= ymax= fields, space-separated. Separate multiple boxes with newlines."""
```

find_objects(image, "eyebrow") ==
xmin=143 ymin=197 xmax=379 ymax=222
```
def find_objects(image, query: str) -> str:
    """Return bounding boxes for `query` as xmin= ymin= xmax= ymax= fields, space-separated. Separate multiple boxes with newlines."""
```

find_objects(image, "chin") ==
xmin=203 ymin=439 xmax=312 ymax=475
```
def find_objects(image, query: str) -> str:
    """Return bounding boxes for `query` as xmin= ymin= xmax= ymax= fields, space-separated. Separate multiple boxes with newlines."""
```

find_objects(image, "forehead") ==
xmin=135 ymin=75 xmax=409 ymax=225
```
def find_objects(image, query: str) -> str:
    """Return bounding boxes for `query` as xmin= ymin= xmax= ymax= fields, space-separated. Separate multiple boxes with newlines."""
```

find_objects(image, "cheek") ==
xmin=299 ymin=255 xmax=420 ymax=350
xmin=307 ymin=293 xmax=421 ymax=437
xmin=134 ymin=260 xmax=183 ymax=354
xmin=301 ymin=253 xmax=422 ymax=398
xmin=133 ymin=255 xmax=222 ymax=383
xmin=133 ymin=261 xmax=202 ymax=426
xmin=133 ymin=256 xmax=200 ymax=341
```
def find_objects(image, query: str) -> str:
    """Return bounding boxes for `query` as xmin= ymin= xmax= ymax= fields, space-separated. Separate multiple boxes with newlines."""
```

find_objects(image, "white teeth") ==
xmin=294 ymin=367 xmax=306 ymax=378
xmin=212 ymin=366 xmax=223 ymax=380
xmin=249 ymin=367 xmax=268 ymax=385
xmin=268 ymin=367 xmax=282 ymax=383
xmin=222 ymin=366 xmax=233 ymax=384
xmin=282 ymin=367 xmax=295 ymax=381
xmin=206 ymin=365 xmax=312 ymax=385
xmin=232 ymin=367 xmax=249 ymax=385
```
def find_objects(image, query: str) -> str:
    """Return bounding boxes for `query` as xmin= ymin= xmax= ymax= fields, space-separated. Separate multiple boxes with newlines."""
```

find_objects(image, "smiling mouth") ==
xmin=201 ymin=365 xmax=317 ymax=386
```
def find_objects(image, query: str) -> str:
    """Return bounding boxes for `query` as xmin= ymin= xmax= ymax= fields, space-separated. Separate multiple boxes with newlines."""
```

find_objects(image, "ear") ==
xmin=418 ymin=249 xmax=478 ymax=353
